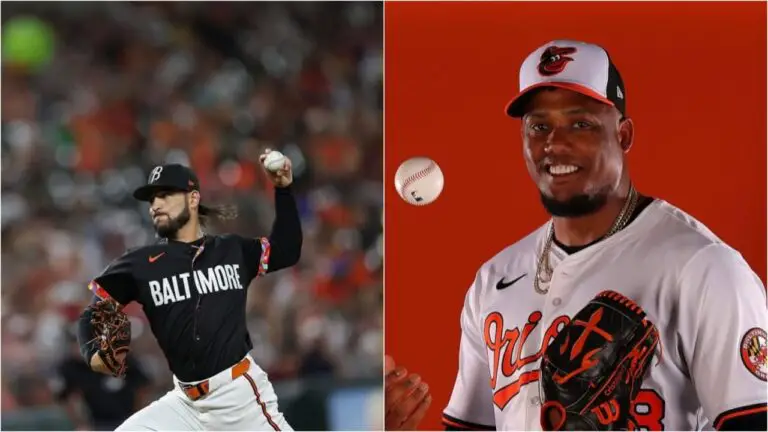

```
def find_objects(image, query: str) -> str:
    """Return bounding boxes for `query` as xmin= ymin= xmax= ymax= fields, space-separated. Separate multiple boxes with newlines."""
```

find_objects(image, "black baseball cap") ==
xmin=505 ymin=40 xmax=626 ymax=118
xmin=133 ymin=164 xmax=201 ymax=202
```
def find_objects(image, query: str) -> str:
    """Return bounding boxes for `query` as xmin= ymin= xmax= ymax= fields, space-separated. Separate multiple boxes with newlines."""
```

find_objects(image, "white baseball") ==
xmin=263 ymin=151 xmax=286 ymax=172
xmin=394 ymin=157 xmax=444 ymax=206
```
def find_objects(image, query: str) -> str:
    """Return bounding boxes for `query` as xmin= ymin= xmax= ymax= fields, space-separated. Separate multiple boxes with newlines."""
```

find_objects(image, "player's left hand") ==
xmin=259 ymin=148 xmax=293 ymax=188
xmin=385 ymin=355 xmax=432 ymax=430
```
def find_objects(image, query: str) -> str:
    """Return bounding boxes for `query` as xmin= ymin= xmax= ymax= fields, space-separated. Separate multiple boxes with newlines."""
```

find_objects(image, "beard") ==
xmin=154 ymin=203 xmax=191 ymax=239
xmin=539 ymin=185 xmax=611 ymax=218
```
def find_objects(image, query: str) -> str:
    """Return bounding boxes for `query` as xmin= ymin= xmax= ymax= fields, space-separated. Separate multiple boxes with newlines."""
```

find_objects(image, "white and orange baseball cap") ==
xmin=505 ymin=40 xmax=627 ymax=118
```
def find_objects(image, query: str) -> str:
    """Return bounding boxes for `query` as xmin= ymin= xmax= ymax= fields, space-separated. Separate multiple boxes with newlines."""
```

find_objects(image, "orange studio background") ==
xmin=384 ymin=2 xmax=766 ymax=430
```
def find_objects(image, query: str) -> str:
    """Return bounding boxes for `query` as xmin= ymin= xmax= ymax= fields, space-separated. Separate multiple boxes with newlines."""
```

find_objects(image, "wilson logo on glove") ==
xmin=591 ymin=400 xmax=620 ymax=425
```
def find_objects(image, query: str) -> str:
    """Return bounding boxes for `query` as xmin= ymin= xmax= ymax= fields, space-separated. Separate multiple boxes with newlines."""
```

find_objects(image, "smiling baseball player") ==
xmin=77 ymin=150 xmax=301 ymax=430
xmin=385 ymin=40 xmax=767 ymax=431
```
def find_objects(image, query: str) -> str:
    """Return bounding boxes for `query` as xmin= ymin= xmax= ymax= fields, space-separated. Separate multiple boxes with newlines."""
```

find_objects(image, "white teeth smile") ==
xmin=548 ymin=165 xmax=579 ymax=176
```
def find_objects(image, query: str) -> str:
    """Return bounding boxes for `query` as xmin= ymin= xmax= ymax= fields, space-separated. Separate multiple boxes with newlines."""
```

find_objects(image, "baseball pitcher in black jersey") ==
xmin=77 ymin=150 xmax=301 ymax=430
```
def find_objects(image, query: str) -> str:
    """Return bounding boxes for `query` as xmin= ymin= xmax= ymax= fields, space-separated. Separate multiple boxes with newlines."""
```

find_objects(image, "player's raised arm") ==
xmin=678 ymin=244 xmax=767 ymax=431
xmin=239 ymin=149 xmax=303 ymax=278
xmin=442 ymin=271 xmax=496 ymax=431
xmin=262 ymin=149 xmax=302 ymax=269
xmin=77 ymin=253 xmax=136 ymax=377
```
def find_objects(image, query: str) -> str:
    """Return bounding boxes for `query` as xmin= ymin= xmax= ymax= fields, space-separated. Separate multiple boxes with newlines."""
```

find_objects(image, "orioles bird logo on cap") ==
xmin=538 ymin=46 xmax=577 ymax=76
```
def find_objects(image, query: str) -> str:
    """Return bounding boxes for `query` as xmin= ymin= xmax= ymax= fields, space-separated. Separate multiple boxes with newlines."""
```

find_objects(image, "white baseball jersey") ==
xmin=442 ymin=199 xmax=767 ymax=431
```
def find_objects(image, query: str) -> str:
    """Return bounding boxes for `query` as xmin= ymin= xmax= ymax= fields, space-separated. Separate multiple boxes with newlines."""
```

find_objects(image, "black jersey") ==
xmin=85 ymin=187 xmax=301 ymax=382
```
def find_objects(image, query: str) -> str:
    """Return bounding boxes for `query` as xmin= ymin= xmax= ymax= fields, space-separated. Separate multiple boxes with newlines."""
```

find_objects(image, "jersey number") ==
xmin=629 ymin=389 xmax=665 ymax=431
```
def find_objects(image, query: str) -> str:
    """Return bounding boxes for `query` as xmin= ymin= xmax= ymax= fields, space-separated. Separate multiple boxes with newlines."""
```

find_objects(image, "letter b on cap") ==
xmin=148 ymin=166 xmax=163 ymax=184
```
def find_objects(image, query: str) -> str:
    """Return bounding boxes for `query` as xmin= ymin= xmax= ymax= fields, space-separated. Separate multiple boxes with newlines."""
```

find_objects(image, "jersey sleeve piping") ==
xmin=713 ymin=402 xmax=768 ymax=430
xmin=442 ymin=413 xmax=495 ymax=430
xmin=88 ymin=280 xmax=112 ymax=301
xmin=255 ymin=236 xmax=271 ymax=277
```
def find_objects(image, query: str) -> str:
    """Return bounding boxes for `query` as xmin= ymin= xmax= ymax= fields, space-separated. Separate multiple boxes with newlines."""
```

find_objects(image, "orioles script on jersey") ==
xmin=148 ymin=264 xmax=244 ymax=306
xmin=484 ymin=310 xmax=570 ymax=410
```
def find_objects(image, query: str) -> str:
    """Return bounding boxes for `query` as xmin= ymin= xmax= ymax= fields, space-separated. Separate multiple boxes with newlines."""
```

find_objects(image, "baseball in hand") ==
xmin=262 ymin=151 xmax=287 ymax=172
xmin=394 ymin=157 xmax=444 ymax=206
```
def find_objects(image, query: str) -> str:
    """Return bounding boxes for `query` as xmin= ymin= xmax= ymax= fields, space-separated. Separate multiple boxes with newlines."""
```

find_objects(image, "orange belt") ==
xmin=180 ymin=357 xmax=251 ymax=401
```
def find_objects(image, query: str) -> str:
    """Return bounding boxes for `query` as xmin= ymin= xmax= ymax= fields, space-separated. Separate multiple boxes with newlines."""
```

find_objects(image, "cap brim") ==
xmin=133 ymin=185 xmax=186 ymax=202
xmin=505 ymin=82 xmax=615 ymax=118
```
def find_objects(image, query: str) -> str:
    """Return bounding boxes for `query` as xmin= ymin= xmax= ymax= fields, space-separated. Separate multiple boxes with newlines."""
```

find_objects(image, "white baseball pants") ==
xmin=115 ymin=355 xmax=292 ymax=431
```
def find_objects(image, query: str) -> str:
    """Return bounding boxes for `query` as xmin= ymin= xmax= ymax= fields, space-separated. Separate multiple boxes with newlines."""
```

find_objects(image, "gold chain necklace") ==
xmin=534 ymin=185 xmax=639 ymax=295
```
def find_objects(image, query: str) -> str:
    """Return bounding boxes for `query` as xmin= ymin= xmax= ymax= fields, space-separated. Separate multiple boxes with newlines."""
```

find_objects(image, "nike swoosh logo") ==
xmin=149 ymin=253 xmax=165 ymax=263
xmin=496 ymin=273 xmax=527 ymax=290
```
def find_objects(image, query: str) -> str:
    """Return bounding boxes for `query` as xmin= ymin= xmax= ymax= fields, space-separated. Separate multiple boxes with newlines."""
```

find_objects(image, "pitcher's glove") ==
xmin=88 ymin=299 xmax=131 ymax=377
xmin=540 ymin=290 xmax=660 ymax=431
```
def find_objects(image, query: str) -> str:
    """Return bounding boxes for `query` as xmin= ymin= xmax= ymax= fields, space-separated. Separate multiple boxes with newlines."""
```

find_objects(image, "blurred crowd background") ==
xmin=1 ymin=2 xmax=383 ymax=430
